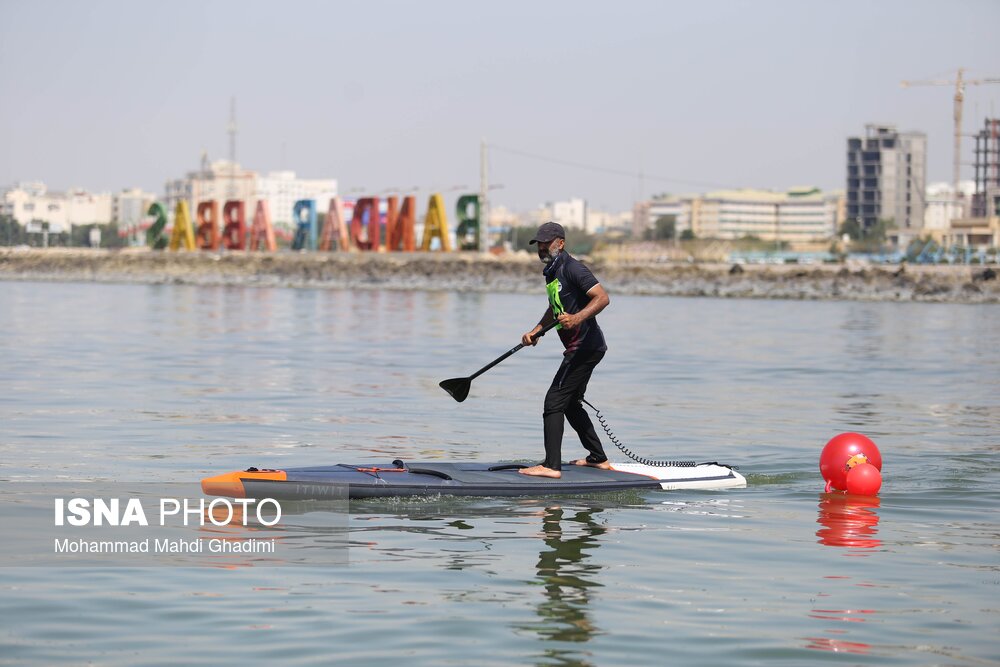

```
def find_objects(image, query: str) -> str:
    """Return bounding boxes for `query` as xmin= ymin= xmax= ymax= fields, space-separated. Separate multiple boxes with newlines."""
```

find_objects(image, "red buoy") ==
xmin=846 ymin=462 xmax=882 ymax=496
xmin=820 ymin=432 xmax=882 ymax=492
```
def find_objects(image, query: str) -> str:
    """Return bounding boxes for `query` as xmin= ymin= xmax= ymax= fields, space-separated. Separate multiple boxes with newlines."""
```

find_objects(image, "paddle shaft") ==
xmin=467 ymin=320 xmax=558 ymax=381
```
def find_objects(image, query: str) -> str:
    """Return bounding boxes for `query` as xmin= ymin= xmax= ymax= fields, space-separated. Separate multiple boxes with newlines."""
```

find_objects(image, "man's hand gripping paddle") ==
xmin=439 ymin=320 xmax=558 ymax=402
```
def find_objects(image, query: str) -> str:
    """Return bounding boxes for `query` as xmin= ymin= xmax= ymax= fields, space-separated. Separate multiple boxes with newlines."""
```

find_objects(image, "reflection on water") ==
xmin=808 ymin=493 xmax=883 ymax=655
xmin=2 ymin=283 xmax=999 ymax=666
xmin=804 ymin=571 xmax=880 ymax=657
xmin=815 ymin=493 xmax=881 ymax=550
xmin=802 ymin=635 xmax=871 ymax=655
xmin=518 ymin=505 xmax=606 ymax=665
xmin=359 ymin=500 xmax=621 ymax=664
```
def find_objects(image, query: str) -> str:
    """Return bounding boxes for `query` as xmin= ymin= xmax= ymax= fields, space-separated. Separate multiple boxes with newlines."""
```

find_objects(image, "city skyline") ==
xmin=1 ymin=0 xmax=998 ymax=213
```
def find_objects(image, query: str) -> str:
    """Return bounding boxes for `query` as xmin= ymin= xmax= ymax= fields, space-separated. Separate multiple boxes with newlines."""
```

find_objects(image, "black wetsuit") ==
xmin=540 ymin=252 xmax=608 ymax=471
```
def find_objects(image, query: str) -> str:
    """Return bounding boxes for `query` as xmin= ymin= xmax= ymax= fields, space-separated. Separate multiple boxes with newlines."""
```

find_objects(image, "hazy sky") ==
xmin=1 ymin=0 xmax=998 ymax=212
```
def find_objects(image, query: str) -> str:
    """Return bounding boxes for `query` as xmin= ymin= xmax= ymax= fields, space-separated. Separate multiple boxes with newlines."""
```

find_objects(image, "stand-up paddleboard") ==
xmin=202 ymin=459 xmax=746 ymax=500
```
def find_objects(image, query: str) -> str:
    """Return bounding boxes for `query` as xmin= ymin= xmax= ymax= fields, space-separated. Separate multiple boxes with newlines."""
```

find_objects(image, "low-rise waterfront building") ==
xmin=1 ymin=182 xmax=113 ymax=232
xmin=930 ymin=183 xmax=1000 ymax=250
xmin=927 ymin=216 xmax=1000 ymax=250
xmin=648 ymin=187 xmax=844 ymax=245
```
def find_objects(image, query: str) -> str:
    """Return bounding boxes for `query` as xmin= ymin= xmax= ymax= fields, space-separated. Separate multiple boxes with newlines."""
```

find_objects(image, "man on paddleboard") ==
xmin=519 ymin=222 xmax=611 ymax=479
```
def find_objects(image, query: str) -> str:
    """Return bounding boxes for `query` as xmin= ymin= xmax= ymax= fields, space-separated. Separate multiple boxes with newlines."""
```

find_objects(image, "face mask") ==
xmin=538 ymin=243 xmax=562 ymax=265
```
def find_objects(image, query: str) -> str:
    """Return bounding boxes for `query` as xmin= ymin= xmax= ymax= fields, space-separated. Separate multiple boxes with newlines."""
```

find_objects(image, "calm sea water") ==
xmin=1 ymin=281 xmax=998 ymax=666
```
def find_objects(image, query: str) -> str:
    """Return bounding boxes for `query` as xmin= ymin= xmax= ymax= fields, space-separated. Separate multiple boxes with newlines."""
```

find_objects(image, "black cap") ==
xmin=528 ymin=221 xmax=565 ymax=245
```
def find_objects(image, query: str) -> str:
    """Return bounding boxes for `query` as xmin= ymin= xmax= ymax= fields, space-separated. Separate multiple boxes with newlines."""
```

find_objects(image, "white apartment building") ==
xmin=164 ymin=159 xmax=337 ymax=227
xmin=924 ymin=181 xmax=976 ymax=231
xmin=2 ymin=182 xmax=113 ymax=232
xmin=255 ymin=171 xmax=338 ymax=226
xmin=113 ymin=187 xmax=157 ymax=227
xmin=648 ymin=187 xmax=844 ymax=243
xmin=524 ymin=198 xmax=589 ymax=232
xmin=551 ymin=198 xmax=587 ymax=232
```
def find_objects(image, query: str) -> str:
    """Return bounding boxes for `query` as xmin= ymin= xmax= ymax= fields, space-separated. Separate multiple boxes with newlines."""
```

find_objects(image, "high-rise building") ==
xmin=971 ymin=118 xmax=1000 ymax=218
xmin=846 ymin=125 xmax=926 ymax=241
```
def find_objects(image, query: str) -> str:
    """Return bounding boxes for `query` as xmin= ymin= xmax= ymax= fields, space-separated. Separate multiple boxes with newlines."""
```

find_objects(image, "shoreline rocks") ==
xmin=1 ymin=248 xmax=998 ymax=303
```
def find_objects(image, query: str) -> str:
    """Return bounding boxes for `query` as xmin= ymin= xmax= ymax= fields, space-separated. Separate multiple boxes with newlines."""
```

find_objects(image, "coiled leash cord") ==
xmin=580 ymin=398 xmax=696 ymax=468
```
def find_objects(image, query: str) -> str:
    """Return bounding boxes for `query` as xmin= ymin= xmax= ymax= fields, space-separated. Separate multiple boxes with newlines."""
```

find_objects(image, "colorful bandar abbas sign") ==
xmin=146 ymin=193 xmax=482 ymax=252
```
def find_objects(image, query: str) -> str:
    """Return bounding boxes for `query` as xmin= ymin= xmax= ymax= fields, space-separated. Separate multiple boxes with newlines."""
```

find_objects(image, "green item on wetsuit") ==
xmin=546 ymin=278 xmax=564 ymax=329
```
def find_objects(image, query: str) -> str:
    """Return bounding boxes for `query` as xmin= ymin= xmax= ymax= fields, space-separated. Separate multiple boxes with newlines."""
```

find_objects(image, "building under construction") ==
xmin=846 ymin=124 xmax=927 ymax=241
xmin=972 ymin=118 xmax=1000 ymax=218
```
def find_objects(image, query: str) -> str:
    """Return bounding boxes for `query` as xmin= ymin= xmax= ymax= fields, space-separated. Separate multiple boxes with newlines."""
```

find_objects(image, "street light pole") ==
xmin=479 ymin=138 xmax=488 ymax=253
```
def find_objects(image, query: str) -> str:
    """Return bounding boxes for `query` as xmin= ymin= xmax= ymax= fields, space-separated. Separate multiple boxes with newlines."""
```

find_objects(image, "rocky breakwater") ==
xmin=601 ymin=261 xmax=1000 ymax=303
xmin=1 ymin=248 xmax=998 ymax=303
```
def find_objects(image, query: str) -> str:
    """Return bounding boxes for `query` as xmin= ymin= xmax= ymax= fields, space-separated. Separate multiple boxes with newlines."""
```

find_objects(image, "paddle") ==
xmin=439 ymin=320 xmax=559 ymax=402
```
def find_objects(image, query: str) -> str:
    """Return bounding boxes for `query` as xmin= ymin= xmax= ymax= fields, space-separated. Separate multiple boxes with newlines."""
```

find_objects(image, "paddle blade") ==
xmin=439 ymin=377 xmax=472 ymax=403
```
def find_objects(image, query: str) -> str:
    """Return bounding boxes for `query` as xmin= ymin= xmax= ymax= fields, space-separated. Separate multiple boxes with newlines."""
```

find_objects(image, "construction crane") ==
xmin=901 ymin=68 xmax=1000 ymax=203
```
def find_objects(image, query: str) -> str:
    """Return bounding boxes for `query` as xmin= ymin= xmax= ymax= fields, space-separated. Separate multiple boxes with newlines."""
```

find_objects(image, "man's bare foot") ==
xmin=571 ymin=459 xmax=611 ymax=470
xmin=518 ymin=465 xmax=562 ymax=478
